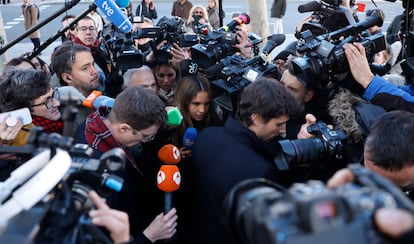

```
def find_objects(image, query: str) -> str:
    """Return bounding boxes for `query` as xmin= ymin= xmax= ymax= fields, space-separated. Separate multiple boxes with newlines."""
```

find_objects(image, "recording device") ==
xmin=218 ymin=12 xmax=250 ymax=32
xmin=95 ymin=0 xmax=132 ymax=33
xmin=158 ymin=144 xmax=181 ymax=164
xmin=157 ymin=144 xmax=182 ymax=213
xmin=166 ymin=107 xmax=183 ymax=127
xmin=150 ymin=16 xmax=199 ymax=64
xmin=0 ymin=130 xmax=126 ymax=243
xmin=0 ymin=108 xmax=32 ymax=126
xmin=183 ymin=127 xmax=198 ymax=150
xmin=82 ymin=90 xmax=114 ymax=110
xmin=157 ymin=164 xmax=181 ymax=213
xmin=297 ymin=0 xmax=357 ymax=36
xmin=274 ymin=121 xmax=347 ymax=171
xmin=83 ymin=91 xmax=183 ymax=126
xmin=225 ymin=163 xmax=414 ymax=244
xmin=207 ymin=34 xmax=285 ymax=112
xmin=291 ymin=11 xmax=386 ymax=86
xmin=190 ymin=13 xmax=251 ymax=69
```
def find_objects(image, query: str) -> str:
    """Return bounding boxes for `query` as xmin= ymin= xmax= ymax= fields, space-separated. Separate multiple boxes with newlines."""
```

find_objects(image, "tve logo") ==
xmin=95 ymin=0 xmax=132 ymax=33
xmin=100 ymin=1 xmax=114 ymax=17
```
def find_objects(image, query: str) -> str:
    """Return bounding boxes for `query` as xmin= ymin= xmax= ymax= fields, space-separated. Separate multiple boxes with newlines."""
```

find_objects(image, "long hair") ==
xmin=170 ymin=74 xmax=213 ymax=146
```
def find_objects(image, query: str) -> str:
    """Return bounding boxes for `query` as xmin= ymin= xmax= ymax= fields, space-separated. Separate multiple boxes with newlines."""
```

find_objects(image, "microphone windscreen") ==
xmin=183 ymin=127 xmax=198 ymax=150
xmin=167 ymin=107 xmax=183 ymax=126
xmin=92 ymin=95 xmax=115 ymax=109
xmin=95 ymin=0 xmax=132 ymax=33
xmin=157 ymin=165 xmax=181 ymax=192
xmin=158 ymin=144 xmax=181 ymax=164
xmin=82 ymin=90 xmax=102 ymax=109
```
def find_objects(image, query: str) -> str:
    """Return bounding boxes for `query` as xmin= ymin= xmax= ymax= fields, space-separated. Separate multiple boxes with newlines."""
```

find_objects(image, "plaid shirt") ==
xmin=85 ymin=107 xmax=142 ymax=176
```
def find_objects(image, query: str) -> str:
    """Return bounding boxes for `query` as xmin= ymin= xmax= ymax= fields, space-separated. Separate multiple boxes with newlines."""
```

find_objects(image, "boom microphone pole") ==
xmin=0 ymin=0 xmax=81 ymax=56
xmin=218 ymin=0 xmax=224 ymax=27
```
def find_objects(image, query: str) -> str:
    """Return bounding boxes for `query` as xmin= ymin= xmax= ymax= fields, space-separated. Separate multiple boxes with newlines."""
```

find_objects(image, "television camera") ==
xmin=225 ymin=164 xmax=414 ymax=244
xmin=190 ymin=12 xmax=251 ymax=69
xmin=205 ymin=34 xmax=285 ymax=112
xmin=291 ymin=9 xmax=386 ymax=87
xmin=101 ymin=15 xmax=199 ymax=70
xmin=297 ymin=0 xmax=358 ymax=37
xmin=0 ymin=127 xmax=126 ymax=243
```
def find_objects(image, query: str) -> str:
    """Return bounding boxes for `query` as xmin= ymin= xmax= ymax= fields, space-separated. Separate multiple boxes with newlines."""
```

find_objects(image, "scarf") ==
xmin=84 ymin=107 xmax=142 ymax=176
xmin=72 ymin=36 xmax=100 ymax=53
xmin=32 ymin=115 xmax=64 ymax=134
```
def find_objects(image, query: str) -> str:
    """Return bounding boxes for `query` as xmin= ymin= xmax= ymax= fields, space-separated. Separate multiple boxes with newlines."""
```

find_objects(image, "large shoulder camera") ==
xmin=0 ymin=128 xmax=126 ymax=243
xmin=297 ymin=0 xmax=358 ymax=36
xmin=191 ymin=12 xmax=251 ymax=69
xmin=225 ymin=164 xmax=414 ymax=244
xmin=291 ymin=9 xmax=386 ymax=86
xmin=151 ymin=16 xmax=199 ymax=64
xmin=206 ymin=34 xmax=285 ymax=113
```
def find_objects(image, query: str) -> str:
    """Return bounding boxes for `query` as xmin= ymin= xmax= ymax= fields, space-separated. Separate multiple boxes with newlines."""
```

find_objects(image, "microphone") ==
xmin=94 ymin=0 xmax=132 ymax=33
xmin=261 ymin=34 xmax=286 ymax=56
xmin=166 ymin=107 xmax=183 ymax=126
xmin=158 ymin=144 xmax=182 ymax=164
xmin=82 ymin=90 xmax=115 ymax=109
xmin=298 ymin=1 xmax=321 ymax=13
xmin=219 ymin=12 xmax=250 ymax=32
xmin=183 ymin=127 xmax=198 ymax=150
xmin=157 ymin=165 xmax=181 ymax=213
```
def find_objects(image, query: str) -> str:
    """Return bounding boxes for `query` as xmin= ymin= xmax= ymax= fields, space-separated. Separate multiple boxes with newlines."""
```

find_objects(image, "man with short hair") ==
xmin=182 ymin=78 xmax=301 ymax=244
xmin=362 ymin=110 xmax=414 ymax=199
xmin=123 ymin=65 xmax=157 ymax=93
xmin=52 ymin=42 xmax=100 ymax=98
xmin=51 ymin=42 xmax=99 ymax=135
xmin=61 ymin=14 xmax=77 ymax=42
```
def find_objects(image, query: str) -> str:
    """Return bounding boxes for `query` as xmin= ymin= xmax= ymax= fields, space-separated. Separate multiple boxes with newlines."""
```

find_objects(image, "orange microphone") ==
xmin=158 ymin=144 xmax=181 ymax=164
xmin=157 ymin=165 xmax=181 ymax=213
xmin=82 ymin=90 xmax=102 ymax=109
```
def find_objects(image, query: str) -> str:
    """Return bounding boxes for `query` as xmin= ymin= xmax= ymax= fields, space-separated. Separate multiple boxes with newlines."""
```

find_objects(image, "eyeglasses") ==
xmin=134 ymin=129 xmax=156 ymax=143
xmin=31 ymin=88 xmax=60 ymax=109
xmin=77 ymin=26 xmax=97 ymax=32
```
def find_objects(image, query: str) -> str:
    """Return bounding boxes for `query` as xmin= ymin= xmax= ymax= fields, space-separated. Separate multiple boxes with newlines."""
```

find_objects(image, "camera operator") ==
xmin=343 ymin=42 xmax=414 ymax=112
xmin=184 ymin=5 xmax=212 ymax=35
xmin=182 ymin=78 xmax=301 ymax=244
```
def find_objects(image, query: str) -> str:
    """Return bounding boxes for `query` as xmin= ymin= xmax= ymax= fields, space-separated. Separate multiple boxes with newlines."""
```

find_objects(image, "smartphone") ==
xmin=0 ymin=108 xmax=32 ymax=125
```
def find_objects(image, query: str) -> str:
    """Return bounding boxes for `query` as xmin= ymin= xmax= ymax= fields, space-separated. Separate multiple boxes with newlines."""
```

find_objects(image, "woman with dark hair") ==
xmin=169 ymin=74 xmax=223 ymax=156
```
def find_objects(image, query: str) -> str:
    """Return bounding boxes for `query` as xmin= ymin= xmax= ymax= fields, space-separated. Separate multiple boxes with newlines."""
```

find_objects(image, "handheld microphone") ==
xmin=166 ymin=107 xmax=183 ymax=126
xmin=82 ymin=90 xmax=115 ymax=109
xmin=158 ymin=144 xmax=181 ymax=164
xmin=183 ymin=127 xmax=198 ymax=150
xmin=298 ymin=1 xmax=321 ymax=13
xmin=219 ymin=12 xmax=250 ymax=32
xmin=261 ymin=34 xmax=286 ymax=56
xmin=94 ymin=0 xmax=133 ymax=33
xmin=157 ymin=165 xmax=181 ymax=213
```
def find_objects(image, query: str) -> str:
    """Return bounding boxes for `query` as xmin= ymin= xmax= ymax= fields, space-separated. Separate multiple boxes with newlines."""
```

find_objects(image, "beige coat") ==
xmin=22 ymin=3 xmax=40 ymax=38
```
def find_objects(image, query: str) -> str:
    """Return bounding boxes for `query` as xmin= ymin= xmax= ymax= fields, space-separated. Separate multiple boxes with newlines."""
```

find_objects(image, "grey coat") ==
xmin=270 ymin=0 xmax=287 ymax=18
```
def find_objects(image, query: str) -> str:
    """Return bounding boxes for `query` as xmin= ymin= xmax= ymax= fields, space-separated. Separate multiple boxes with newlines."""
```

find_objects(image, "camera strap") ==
xmin=0 ymin=149 xmax=72 ymax=223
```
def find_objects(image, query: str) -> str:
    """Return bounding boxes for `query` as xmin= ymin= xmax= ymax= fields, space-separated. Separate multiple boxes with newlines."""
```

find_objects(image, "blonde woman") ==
xmin=184 ymin=5 xmax=212 ymax=34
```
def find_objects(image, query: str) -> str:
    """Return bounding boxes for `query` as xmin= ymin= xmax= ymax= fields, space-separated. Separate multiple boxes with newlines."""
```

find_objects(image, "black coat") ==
xmin=181 ymin=117 xmax=288 ymax=244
